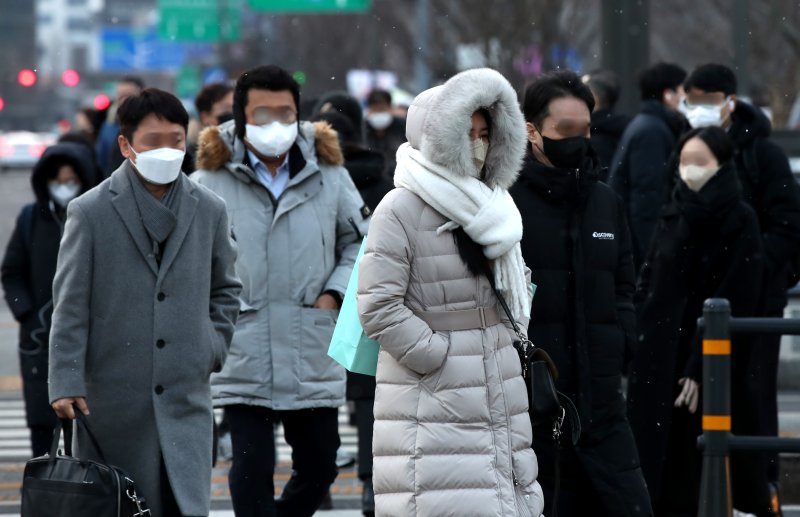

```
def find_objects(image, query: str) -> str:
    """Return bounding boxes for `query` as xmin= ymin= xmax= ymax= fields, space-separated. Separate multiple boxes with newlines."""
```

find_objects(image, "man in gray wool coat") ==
xmin=48 ymin=88 xmax=242 ymax=517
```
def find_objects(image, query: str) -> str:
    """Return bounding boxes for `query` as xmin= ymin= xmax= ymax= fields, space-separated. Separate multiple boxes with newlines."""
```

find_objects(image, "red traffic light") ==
xmin=0 ymin=97 xmax=4 ymax=112
xmin=94 ymin=94 xmax=111 ymax=110
xmin=62 ymin=70 xmax=80 ymax=87
xmin=18 ymin=69 xmax=37 ymax=87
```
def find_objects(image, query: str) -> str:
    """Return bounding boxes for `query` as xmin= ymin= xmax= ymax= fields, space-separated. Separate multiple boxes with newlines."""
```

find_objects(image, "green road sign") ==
xmin=159 ymin=0 xmax=243 ymax=42
xmin=249 ymin=0 xmax=370 ymax=13
xmin=176 ymin=64 xmax=202 ymax=99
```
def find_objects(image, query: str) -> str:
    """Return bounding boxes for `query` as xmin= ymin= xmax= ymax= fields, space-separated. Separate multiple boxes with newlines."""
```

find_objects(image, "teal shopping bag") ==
xmin=328 ymin=238 xmax=380 ymax=376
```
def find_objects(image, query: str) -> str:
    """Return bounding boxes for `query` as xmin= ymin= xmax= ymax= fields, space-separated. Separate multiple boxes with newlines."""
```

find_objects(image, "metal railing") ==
xmin=698 ymin=298 xmax=800 ymax=516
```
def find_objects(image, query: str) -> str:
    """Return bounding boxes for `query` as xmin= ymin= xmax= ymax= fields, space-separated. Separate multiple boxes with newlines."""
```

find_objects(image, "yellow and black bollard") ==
xmin=698 ymin=298 xmax=733 ymax=517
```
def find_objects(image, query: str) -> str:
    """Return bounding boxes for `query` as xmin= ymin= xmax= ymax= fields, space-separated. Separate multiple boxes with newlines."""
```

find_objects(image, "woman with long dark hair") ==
xmin=628 ymin=126 xmax=771 ymax=516
xmin=357 ymin=68 xmax=543 ymax=516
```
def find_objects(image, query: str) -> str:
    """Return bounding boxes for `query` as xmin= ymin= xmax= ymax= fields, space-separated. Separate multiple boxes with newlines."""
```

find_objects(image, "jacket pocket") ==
xmin=298 ymin=307 xmax=340 ymax=384
xmin=423 ymin=332 xmax=450 ymax=393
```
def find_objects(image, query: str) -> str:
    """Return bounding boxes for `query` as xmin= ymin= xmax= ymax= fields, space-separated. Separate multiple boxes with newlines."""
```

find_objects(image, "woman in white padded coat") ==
xmin=357 ymin=68 xmax=545 ymax=517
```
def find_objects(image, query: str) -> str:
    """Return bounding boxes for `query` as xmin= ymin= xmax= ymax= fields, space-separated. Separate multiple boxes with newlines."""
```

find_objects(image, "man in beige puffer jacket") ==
xmin=358 ymin=68 xmax=544 ymax=517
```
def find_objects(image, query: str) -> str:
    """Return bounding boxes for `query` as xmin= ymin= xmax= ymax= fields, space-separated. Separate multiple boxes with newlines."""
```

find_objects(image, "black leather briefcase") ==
xmin=21 ymin=408 xmax=150 ymax=516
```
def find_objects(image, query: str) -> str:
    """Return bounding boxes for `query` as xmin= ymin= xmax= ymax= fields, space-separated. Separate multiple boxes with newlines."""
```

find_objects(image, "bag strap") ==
xmin=53 ymin=405 xmax=109 ymax=463
xmin=49 ymin=419 xmax=67 ymax=458
xmin=490 ymin=281 xmax=569 ymax=517
xmin=490 ymin=283 xmax=524 ymax=340
xmin=490 ymin=283 xmax=559 ymax=380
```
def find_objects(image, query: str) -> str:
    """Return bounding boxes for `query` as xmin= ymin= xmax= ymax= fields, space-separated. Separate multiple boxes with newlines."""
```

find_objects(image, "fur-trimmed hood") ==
xmin=195 ymin=119 xmax=344 ymax=173
xmin=405 ymin=68 xmax=527 ymax=190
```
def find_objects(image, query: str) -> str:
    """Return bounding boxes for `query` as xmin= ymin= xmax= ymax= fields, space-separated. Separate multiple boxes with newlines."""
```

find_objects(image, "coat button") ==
xmin=154 ymin=385 xmax=164 ymax=395
xmin=156 ymin=339 xmax=165 ymax=349
xmin=157 ymin=292 xmax=166 ymax=301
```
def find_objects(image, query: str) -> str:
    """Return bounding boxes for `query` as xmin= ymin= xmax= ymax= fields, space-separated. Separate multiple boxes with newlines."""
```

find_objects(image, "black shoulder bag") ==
xmin=491 ymin=285 xmax=581 ymax=517
xmin=21 ymin=407 xmax=150 ymax=517
xmin=490 ymin=285 xmax=581 ymax=444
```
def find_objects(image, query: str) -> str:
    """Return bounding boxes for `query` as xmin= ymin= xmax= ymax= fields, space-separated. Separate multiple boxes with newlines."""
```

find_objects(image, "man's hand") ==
xmin=313 ymin=293 xmax=339 ymax=310
xmin=674 ymin=378 xmax=700 ymax=414
xmin=52 ymin=397 xmax=90 ymax=419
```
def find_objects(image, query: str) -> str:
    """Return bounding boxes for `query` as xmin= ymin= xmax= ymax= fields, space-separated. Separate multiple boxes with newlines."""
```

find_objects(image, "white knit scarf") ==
xmin=394 ymin=143 xmax=530 ymax=320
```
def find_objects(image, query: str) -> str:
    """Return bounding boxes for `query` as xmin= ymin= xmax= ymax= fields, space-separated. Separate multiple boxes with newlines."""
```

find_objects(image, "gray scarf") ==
xmin=126 ymin=164 xmax=182 ymax=265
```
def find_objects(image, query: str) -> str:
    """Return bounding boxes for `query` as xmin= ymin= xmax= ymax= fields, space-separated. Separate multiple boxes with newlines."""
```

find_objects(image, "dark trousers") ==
xmin=30 ymin=425 xmax=54 ymax=458
xmin=160 ymin=456 xmax=205 ymax=517
xmin=534 ymin=424 xmax=653 ymax=517
xmin=225 ymin=404 xmax=340 ymax=517
xmin=354 ymin=398 xmax=374 ymax=481
xmin=754 ymin=325 xmax=781 ymax=482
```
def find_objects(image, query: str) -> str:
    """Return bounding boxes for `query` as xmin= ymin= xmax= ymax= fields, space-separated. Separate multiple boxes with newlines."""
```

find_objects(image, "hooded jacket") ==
xmin=728 ymin=101 xmax=800 ymax=311
xmin=1 ymin=143 xmax=98 ymax=428
xmin=609 ymin=100 xmax=686 ymax=268
xmin=628 ymin=163 xmax=767 ymax=513
xmin=358 ymin=68 xmax=544 ymax=517
xmin=192 ymin=120 xmax=369 ymax=410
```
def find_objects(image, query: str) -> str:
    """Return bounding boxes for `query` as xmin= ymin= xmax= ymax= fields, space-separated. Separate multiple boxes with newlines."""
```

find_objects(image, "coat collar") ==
xmin=109 ymin=160 xmax=198 ymax=280
xmin=518 ymin=151 xmax=600 ymax=205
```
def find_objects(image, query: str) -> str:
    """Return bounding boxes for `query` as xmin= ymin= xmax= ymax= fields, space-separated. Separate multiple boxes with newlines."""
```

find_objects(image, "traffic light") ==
xmin=62 ymin=70 xmax=80 ymax=87
xmin=0 ymin=97 xmax=4 ymax=112
xmin=94 ymin=94 xmax=110 ymax=110
xmin=18 ymin=69 xmax=37 ymax=87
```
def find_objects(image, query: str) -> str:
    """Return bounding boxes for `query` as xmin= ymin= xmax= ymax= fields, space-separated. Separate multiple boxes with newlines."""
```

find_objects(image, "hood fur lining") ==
xmin=408 ymin=68 xmax=527 ymax=190
xmin=196 ymin=121 xmax=344 ymax=171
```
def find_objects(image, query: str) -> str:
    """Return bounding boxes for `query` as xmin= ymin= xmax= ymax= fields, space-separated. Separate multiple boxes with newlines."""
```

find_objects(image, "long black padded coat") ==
xmin=510 ymin=152 xmax=652 ymax=516
xmin=628 ymin=163 xmax=770 ymax=515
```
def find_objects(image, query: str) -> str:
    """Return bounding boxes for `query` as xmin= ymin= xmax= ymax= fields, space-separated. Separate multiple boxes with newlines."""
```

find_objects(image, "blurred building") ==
xmin=37 ymin=0 xmax=104 ymax=74
xmin=0 ymin=0 xmax=37 ymax=129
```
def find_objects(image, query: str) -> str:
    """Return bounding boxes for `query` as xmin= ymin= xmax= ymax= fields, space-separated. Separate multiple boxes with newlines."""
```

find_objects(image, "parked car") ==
xmin=0 ymin=131 xmax=56 ymax=170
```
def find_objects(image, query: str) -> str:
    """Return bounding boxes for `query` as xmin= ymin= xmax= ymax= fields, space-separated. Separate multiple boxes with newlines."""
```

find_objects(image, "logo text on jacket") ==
xmin=592 ymin=232 xmax=615 ymax=240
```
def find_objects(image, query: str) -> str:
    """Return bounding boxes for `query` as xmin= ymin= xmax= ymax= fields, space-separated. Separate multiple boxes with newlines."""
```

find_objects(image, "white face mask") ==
xmin=129 ymin=146 xmax=185 ymax=185
xmin=684 ymin=98 xmax=735 ymax=128
xmin=48 ymin=182 xmax=81 ymax=207
xmin=471 ymin=139 xmax=488 ymax=173
xmin=246 ymin=122 xmax=298 ymax=158
xmin=366 ymin=112 xmax=393 ymax=131
xmin=679 ymin=164 xmax=719 ymax=192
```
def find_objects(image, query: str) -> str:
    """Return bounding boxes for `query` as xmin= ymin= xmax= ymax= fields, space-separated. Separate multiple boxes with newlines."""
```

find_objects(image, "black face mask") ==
xmin=540 ymin=135 xmax=590 ymax=170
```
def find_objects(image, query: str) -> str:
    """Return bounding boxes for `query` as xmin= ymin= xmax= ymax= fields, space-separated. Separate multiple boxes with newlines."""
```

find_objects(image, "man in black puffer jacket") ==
xmin=510 ymin=70 xmax=652 ymax=517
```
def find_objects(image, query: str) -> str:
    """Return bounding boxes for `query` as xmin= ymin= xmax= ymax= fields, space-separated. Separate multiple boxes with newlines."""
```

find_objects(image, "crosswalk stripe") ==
xmin=0 ymin=399 xmax=360 ymax=464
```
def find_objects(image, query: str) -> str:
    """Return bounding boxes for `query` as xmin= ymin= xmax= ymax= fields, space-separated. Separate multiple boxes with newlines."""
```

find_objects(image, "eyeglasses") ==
xmin=251 ymin=106 xmax=298 ymax=125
